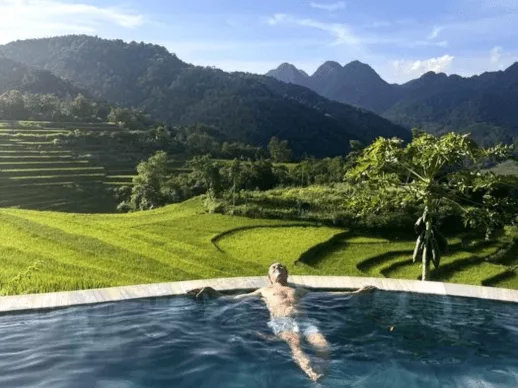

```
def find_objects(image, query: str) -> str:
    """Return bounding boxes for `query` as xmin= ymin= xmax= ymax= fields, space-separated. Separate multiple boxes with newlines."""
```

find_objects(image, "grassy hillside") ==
xmin=0 ymin=120 xmax=140 ymax=212
xmin=0 ymin=197 xmax=516 ymax=296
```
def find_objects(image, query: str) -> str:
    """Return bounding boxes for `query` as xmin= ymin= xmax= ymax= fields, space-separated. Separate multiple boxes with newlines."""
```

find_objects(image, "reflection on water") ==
xmin=0 ymin=291 xmax=517 ymax=387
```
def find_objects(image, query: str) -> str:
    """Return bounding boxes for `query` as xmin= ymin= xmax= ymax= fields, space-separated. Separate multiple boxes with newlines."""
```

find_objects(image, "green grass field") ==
xmin=0 ymin=120 xmax=142 ymax=212
xmin=1 ymin=120 xmax=517 ymax=296
xmin=0 ymin=120 xmax=204 ymax=212
xmin=0 ymin=197 xmax=516 ymax=296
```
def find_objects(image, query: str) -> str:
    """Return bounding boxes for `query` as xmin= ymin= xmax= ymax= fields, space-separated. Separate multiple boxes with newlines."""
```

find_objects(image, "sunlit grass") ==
xmin=0 ymin=197 xmax=515 ymax=296
xmin=217 ymin=226 xmax=343 ymax=266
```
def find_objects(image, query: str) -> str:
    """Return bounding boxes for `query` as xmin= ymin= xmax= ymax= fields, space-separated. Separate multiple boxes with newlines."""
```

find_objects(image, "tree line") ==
xmin=0 ymin=90 xmax=152 ymax=130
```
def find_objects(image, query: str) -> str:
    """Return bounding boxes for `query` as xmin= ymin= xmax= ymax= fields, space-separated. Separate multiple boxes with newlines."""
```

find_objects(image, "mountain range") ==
xmin=1 ymin=34 xmax=516 ymax=157
xmin=0 ymin=35 xmax=408 ymax=157
xmin=0 ymin=56 xmax=82 ymax=98
xmin=267 ymin=61 xmax=518 ymax=147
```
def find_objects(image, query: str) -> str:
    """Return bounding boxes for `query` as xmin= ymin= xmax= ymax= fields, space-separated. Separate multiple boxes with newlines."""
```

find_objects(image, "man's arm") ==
xmin=326 ymin=285 xmax=378 ymax=295
xmin=187 ymin=286 xmax=262 ymax=301
xmin=233 ymin=288 xmax=262 ymax=300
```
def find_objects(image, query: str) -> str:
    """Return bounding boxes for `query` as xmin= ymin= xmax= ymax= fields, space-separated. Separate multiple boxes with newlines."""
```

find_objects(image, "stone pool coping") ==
xmin=1 ymin=276 xmax=518 ymax=313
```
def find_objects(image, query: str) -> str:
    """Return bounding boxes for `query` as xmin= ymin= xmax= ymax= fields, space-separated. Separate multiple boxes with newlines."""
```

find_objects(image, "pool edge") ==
xmin=1 ymin=276 xmax=518 ymax=313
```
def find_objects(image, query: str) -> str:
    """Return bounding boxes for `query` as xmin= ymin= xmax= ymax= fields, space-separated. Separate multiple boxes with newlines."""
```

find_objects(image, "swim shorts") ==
xmin=267 ymin=316 xmax=320 ymax=336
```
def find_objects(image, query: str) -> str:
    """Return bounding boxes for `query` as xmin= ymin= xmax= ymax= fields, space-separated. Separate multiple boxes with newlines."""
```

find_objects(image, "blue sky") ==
xmin=0 ymin=0 xmax=517 ymax=83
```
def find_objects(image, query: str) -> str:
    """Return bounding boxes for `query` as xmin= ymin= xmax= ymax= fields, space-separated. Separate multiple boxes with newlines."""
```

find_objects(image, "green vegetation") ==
xmin=0 ymin=119 xmax=286 ymax=212
xmin=0 ymin=197 xmax=516 ymax=296
xmin=0 ymin=120 xmax=145 ymax=212
xmin=0 ymin=56 xmax=79 ymax=98
xmin=0 ymin=90 xmax=153 ymax=129
xmin=0 ymin=44 xmax=517 ymax=293
xmin=0 ymin=35 xmax=410 ymax=157
xmin=268 ymin=136 xmax=292 ymax=162
xmin=346 ymin=132 xmax=514 ymax=280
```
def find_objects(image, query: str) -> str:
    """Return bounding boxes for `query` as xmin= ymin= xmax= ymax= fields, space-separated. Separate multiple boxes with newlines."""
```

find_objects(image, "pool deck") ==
xmin=1 ymin=276 xmax=518 ymax=313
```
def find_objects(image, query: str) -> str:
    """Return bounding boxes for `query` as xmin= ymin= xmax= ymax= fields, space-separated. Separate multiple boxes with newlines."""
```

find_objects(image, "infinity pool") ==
xmin=0 ymin=291 xmax=517 ymax=387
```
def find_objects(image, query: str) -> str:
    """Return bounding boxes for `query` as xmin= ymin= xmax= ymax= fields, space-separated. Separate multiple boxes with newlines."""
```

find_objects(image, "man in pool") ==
xmin=188 ymin=263 xmax=377 ymax=381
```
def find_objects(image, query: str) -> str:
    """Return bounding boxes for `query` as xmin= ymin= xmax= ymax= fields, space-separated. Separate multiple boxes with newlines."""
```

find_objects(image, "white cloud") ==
xmin=391 ymin=55 xmax=455 ymax=81
xmin=309 ymin=1 xmax=346 ymax=12
xmin=0 ymin=0 xmax=145 ymax=44
xmin=266 ymin=14 xmax=360 ymax=46
xmin=427 ymin=26 xmax=444 ymax=40
xmin=410 ymin=55 xmax=454 ymax=73
xmin=267 ymin=14 xmax=450 ymax=50
xmin=267 ymin=13 xmax=288 ymax=25
xmin=490 ymin=46 xmax=503 ymax=66
xmin=298 ymin=19 xmax=359 ymax=46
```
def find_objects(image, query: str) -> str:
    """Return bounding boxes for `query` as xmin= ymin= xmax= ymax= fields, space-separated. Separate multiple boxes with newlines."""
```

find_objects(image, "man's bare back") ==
xmin=188 ymin=262 xmax=376 ymax=382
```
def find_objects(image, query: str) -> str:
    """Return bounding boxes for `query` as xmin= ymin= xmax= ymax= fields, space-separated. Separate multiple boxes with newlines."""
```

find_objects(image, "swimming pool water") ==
xmin=0 ymin=291 xmax=517 ymax=387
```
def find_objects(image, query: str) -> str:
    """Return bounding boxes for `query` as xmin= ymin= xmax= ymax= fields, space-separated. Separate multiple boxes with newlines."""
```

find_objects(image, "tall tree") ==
xmin=268 ymin=136 xmax=292 ymax=162
xmin=122 ymin=151 xmax=172 ymax=211
xmin=0 ymin=90 xmax=26 ymax=119
xmin=189 ymin=155 xmax=222 ymax=200
xmin=346 ymin=132 xmax=515 ymax=280
xmin=70 ymin=93 xmax=95 ymax=119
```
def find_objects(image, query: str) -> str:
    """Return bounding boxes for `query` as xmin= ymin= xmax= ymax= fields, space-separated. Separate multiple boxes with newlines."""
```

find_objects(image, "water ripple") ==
xmin=0 ymin=293 xmax=517 ymax=387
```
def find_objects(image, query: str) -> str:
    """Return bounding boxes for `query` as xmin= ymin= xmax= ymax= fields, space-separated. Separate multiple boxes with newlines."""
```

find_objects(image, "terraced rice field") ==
xmin=0 ymin=197 xmax=516 ymax=296
xmin=0 ymin=121 xmax=140 ymax=212
xmin=219 ymin=226 xmax=518 ymax=290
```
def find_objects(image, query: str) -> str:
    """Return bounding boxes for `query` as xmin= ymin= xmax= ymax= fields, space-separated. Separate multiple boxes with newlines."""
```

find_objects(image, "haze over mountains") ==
xmin=0 ymin=35 xmax=409 ymax=157
xmin=267 ymin=61 xmax=518 ymax=148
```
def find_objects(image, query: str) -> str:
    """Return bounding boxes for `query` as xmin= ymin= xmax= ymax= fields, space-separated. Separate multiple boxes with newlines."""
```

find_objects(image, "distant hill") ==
xmin=266 ymin=61 xmax=518 ymax=148
xmin=265 ymin=63 xmax=311 ymax=87
xmin=0 ymin=35 xmax=409 ymax=157
xmin=0 ymin=56 xmax=81 ymax=97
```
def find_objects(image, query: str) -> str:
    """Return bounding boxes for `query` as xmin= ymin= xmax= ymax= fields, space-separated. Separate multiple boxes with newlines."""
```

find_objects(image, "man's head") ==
xmin=268 ymin=263 xmax=288 ymax=285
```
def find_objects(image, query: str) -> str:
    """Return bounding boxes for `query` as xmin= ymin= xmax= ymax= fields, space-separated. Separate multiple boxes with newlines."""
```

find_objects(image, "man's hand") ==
xmin=186 ymin=286 xmax=222 ymax=300
xmin=355 ymin=285 xmax=377 ymax=294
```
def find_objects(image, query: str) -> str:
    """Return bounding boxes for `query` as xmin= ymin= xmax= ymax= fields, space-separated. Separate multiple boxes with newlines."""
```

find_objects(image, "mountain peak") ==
xmin=277 ymin=63 xmax=308 ymax=76
xmin=342 ymin=60 xmax=384 ymax=82
xmin=317 ymin=60 xmax=342 ymax=72
xmin=311 ymin=61 xmax=343 ymax=80
xmin=420 ymin=71 xmax=437 ymax=78
xmin=504 ymin=62 xmax=518 ymax=74
xmin=265 ymin=62 xmax=309 ymax=84
xmin=344 ymin=60 xmax=370 ymax=69
xmin=277 ymin=62 xmax=297 ymax=69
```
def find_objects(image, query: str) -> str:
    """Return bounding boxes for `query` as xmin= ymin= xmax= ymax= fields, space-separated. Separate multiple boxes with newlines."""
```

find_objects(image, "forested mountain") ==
xmin=0 ymin=56 xmax=81 ymax=97
xmin=0 ymin=35 xmax=409 ymax=157
xmin=267 ymin=61 xmax=518 ymax=147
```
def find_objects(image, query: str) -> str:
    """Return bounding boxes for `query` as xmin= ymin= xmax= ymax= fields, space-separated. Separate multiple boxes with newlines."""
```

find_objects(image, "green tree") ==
xmin=225 ymin=159 xmax=243 ymax=207
xmin=346 ymin=132 xmax=515 ymax=280
xmin=122 ymin=151 xmax=172 ymax=211
xmin=0 ymin=90 xmax=27 ymax=119
xmin=186 ymin=132 xmax=219 ymax=155
xmin=70 ymin=94 xmax=96 ymax=118
xmin=189 ymin=155 xmax=222 ymax=200
xmin=268 ymin=136 xmax=292 ymax=162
